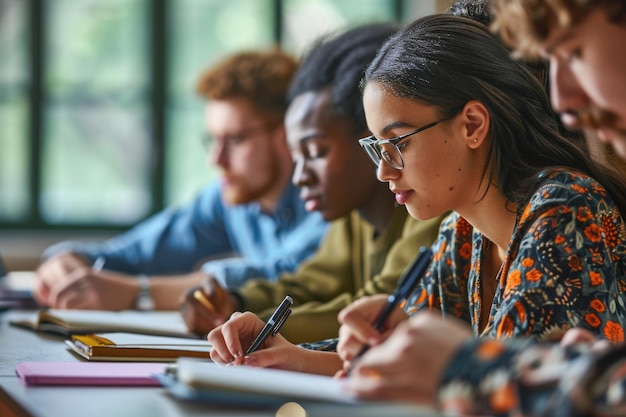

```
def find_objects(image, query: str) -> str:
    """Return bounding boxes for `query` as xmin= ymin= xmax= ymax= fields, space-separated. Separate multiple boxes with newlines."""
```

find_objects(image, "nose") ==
xmin=376 ymin=160 xmax=400 ymax=183
xmin=292 ymin=157 xmax=314 ymax=187
xmin=212 ymin=141 xmax=229 ymax=169
xmin=549 ymin=57 xmax=590 ymax=114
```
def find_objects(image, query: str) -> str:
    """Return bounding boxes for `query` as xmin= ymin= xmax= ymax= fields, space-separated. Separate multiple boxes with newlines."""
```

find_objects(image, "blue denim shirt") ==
xmin=42 ymin=181 xmax=328 ymax=289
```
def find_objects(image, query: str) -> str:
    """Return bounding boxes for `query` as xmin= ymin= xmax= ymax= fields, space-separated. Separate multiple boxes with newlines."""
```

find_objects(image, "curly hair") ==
xmin=287 ymin=23 xmax=398 ymax=133
xmin=196 ymin=48 xmax=298 ymax=117
xmin=491 ymin=0 xmax=626 ymax=58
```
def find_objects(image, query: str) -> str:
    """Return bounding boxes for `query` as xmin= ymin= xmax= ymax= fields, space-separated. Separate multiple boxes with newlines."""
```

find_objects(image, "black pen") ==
xmin=348 ymin=246 xmax=433 ymax=372
xmin=245 ymin=295 xmax=293 ymax=355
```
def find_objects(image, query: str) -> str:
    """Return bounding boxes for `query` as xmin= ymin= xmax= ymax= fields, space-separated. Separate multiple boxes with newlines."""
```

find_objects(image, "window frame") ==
xmin=2 ymin=0 xmax=406 ymax=231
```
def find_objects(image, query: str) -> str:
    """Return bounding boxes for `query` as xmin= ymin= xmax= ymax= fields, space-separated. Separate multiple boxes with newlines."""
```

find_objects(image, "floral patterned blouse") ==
xmin=404 ymin=169 xmax=626 ymax=341
xmin=439 ymin=338 xmax=626 ymax=417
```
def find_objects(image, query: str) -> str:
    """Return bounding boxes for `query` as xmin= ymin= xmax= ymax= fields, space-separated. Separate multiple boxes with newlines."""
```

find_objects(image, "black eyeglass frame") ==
xmin=358 ymin=116 xmax=454 ymax=169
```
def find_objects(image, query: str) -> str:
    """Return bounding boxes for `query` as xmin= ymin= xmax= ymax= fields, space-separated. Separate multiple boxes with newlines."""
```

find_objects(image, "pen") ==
xmin=92 ymin=256 xmax=106 ymax=272
xmin=348 ymin=246 xmax=432 ymax=373
xmin=245 ymin=295 xmax=293 ymax=355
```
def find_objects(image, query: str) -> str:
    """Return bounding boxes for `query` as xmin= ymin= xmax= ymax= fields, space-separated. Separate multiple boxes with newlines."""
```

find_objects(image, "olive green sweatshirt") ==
xmin=235 ymin=206 xmax=444 ymax=344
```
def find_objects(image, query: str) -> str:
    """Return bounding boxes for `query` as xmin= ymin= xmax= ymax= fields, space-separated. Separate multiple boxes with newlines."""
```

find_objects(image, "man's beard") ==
xmin=221 ymin=161 xmax=281 ymax=206
xmin=567 ymin=107 xmax=626 ymax=136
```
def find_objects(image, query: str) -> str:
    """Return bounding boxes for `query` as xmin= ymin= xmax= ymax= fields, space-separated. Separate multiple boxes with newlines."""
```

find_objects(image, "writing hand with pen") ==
xmin=179 ymin=276 xmax=240 ymax=336
xmin=208 ymin=296 xmax=303 ymax=370
xmin=336 ymin=246 xmax=432 ymax=378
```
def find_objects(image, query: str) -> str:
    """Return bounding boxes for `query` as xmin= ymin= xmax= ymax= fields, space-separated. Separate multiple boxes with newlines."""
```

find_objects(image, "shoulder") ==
xmin=519 ymin=168 xmax=614 ymax=223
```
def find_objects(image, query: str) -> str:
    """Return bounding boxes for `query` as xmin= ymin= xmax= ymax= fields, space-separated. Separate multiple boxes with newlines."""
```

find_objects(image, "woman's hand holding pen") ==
xmin=179 ymin=276 xmax=238 ymax=335
xmin=344 ymin=311 xmax=472 ymax=405
xmin=208 ymin=311 xmax=310 ymax=372
xmin=336 ymin=294 xmax=408 ymax=373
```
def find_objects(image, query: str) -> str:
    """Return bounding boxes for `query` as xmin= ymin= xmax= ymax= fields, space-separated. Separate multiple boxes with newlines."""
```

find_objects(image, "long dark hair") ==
xmin=364 ymin=14 xmax=626 ymax=216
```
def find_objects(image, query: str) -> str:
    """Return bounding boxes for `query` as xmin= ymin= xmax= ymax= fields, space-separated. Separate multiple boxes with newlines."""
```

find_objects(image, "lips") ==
xmin=391 ymin=189 xmax=413 ymax=205
xmin=300 ymin=191 xmax=322 ymax=212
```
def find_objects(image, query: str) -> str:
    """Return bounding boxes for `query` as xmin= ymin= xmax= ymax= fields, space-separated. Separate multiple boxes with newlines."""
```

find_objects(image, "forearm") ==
xmin=298 ymin=348 xmax=343 ymax=376
xmin=147 ymin=271 xmax=207 ymax=310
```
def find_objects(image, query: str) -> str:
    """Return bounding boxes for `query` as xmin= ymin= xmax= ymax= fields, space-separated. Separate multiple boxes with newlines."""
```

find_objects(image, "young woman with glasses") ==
xmin=206 ymin=14 xmax=626 ymax=398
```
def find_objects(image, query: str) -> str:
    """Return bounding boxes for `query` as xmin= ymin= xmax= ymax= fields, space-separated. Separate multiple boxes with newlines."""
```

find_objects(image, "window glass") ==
xmin=1 ymin=0 xmax=436 ymax=229
xmin=0 ymin=0 xmax=30 ymax=221
xmin=41 ymin=0 xmax=151 ymax=224
xmin=282 ymin=0 xmax=397 ymax=54
xmin=165 ymin=0 xmax=275 ymax=207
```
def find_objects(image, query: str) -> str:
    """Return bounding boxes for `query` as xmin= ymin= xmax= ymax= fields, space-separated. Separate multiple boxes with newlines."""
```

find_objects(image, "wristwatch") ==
xmin=135 ymin=275 xmax=155 ymax=311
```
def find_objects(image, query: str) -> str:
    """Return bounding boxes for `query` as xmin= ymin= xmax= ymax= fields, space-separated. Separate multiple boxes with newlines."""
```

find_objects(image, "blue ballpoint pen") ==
xmin=348 ymin=246 xmax=433 ymax=374
xmin=245 ymin=295 xmax=293 ymax=355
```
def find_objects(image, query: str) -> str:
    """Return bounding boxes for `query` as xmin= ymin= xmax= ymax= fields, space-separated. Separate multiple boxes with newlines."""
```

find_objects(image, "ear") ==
xmin=459 ymin=100 xmax=490 ymax=149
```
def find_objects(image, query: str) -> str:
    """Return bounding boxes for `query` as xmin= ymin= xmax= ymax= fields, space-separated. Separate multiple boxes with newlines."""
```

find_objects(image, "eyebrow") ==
xmin=379 ymin=121 xmax=412 ymax=136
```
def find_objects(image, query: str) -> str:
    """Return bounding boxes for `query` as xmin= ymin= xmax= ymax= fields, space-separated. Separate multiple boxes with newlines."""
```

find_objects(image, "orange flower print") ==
xmin=490 ymin=382 xmax=518 ymax=413
xmin=571 ymin=184 xmax=587 ymax=194
xmin=513 ymin=301 xmax=527 ymax=323
xmin=476 ymin=340 xmax=507 ymax=360
xmin=519 ymin=205 xmax=531 ymax=225
xmin=568 ymin=255 xmax=583 ymax=271
xmin=576 ymin=206 xmax=593 ymax=222
xmin=591 ymin=182 xmax=607 ymax=196
xmin=459 ymin=242 xmax=472 ymax=260
xmin=496 ymin=315 xmax=515 ymax=338
xmin=555 ymin=234 xmax=565 ymax=244
xmin=504 ymin=270 xmax=521 ymax=295
xmin=456 ymin=218 xmax=472 ymax=236
xmin=525 ymin=269 xmax=542 ymax=282
xmin=604 ymin=321 xmax=625 ymax=343
xmin=590 ymin=271 xmax=604 ymax=286
xmin=521 ymin=258 xmax=534 ymax=268
xmin=601 ymin=214 xmax=619 ymax=249
xmin=584 ymin=223 xmax=602 ymax=242
xmin=585 ymin=313 xmax=601 ymax=327
xmin=590 ymin=299 xmax=606 ymax=313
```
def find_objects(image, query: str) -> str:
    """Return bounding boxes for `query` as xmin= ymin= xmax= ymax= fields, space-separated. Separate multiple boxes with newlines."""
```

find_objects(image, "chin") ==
xmin=406 ymin=205 xmax=440 ymax=222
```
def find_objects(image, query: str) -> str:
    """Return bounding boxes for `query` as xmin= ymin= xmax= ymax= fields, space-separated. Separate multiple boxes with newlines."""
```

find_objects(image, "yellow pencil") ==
xmin=193 ymin=289 xmax=219 ymax=314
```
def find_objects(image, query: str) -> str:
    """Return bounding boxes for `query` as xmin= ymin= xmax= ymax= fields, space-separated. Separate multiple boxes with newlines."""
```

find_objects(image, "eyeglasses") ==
xmin=202 ymin=122 xmax=277 ymax=152
xmin=358 ymin=116 xmax=452 ymax=169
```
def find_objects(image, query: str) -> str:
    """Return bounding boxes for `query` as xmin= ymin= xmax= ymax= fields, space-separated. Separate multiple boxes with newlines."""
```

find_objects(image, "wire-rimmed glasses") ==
xmin=358 ymin=116 xmax=452 ymax=169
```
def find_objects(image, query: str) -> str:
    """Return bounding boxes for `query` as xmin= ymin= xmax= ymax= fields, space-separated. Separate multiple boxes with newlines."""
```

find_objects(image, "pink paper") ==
xmin=15 ymin=362 xmax=167 ymax=386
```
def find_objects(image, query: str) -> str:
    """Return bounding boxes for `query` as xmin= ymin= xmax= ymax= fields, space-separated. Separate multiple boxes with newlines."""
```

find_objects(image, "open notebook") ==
xmin=8 ymin=309 xmax=196 ymax=338
xmin=158 ymin=357 xmax=439 ymax=417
